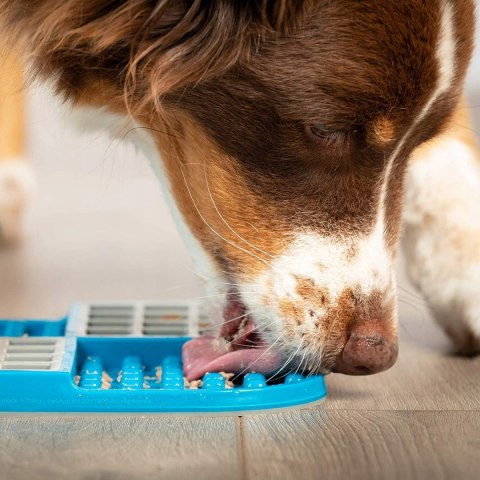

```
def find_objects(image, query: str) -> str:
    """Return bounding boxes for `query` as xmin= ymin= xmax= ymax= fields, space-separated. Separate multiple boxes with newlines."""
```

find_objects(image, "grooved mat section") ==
xmin=71 ymin=302 xmax=200 ymax=337
xmin=0 ymin=338 xmax=65 ymax=371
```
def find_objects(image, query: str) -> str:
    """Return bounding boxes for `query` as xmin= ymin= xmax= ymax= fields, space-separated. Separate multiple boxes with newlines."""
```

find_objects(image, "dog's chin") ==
xmin=182 ymin=292 xmax=283 ymax=381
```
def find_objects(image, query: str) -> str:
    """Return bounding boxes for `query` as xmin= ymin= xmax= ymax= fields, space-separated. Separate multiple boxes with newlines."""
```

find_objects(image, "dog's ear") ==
xmin=144 ymin=0 xmax=312 ymax=35
xmin=0 ymin=0 xmax=313 ymax=106
xmin=127 ymin=0 xmax=314 ymax=108
xmin=256 ymin=0 xmax=314 ymax=34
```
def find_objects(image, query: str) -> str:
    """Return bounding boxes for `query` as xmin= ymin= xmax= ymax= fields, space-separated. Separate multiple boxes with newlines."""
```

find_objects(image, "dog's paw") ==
xmin=404 ymin=231 xmax=480 ymax=356
xmin=445 ymin=324 xmax=480 ymax=357
xmin=0 ymin=160 xmax=34 ymax=244
xmin=433 ymin=292 xmax=480 ymax=356
xmin=403 ymin=133 xmax=480 ymax=356
xmin=403 ymin=226 xmax=480 ymax=355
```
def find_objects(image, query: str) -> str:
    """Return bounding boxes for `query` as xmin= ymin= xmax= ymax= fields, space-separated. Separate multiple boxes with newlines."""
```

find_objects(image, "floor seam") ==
xmin=236 ymin=416 xmax=247 ymax=480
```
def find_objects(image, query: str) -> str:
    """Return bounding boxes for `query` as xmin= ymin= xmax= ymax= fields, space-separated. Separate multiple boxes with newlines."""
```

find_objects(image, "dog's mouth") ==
xmin=182 ymin=295 xmax=282 ymax=381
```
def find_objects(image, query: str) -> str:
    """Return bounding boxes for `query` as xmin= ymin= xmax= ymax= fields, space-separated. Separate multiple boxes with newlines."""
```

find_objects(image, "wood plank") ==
xmin=0 ymin=415 xmax=241 ymax=480
xmin=243 ymin=410 xmax=480 ymax=480
xmin=322 ymin=295 xmax=480 ymax=411
xmin=323 ymin=339 xmax=480 ymax=411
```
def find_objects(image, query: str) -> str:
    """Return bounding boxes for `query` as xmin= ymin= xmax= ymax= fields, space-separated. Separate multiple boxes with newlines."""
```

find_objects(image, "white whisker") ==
xmin=232 ymin=335 xmax=282 ymax=381
xmin=180 ymin=167 xmax=274 ymax=270
xmin=267 ymin=340 xmax=303 ymax=382
xmin=203 ymin=160 xmax=274 ymax=259
xmin=292 ymin=342 xmax=308 ymax=377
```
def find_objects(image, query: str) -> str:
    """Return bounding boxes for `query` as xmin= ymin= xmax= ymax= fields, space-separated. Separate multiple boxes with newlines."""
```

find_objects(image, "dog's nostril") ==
xmin=334 ymin=332 xmax=398 ymax=376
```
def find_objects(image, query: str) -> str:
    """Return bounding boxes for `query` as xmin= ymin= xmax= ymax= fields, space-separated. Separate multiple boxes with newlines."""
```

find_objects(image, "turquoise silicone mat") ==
xmin=0 ymin=302 xmax=327 ymax=413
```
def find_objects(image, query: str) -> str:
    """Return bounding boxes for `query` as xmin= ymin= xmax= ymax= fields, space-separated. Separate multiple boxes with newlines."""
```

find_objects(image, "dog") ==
xmin=0 ymin=0 xmax=478 ymax=380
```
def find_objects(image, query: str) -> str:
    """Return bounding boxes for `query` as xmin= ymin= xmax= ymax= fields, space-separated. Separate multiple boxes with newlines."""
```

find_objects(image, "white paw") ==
xmin=425 ymin=270 xmax=480 ymax=355
xmin=0 ymin=160 xmax=34 ymax=244
xmin=403 ymin=137 xmax=480 ymax=355
xmin=404 ymin=228 xmax=480 ymax=354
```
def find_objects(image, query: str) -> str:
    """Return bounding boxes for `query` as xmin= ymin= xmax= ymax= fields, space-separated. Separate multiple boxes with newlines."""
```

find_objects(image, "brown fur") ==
xmin=369 ymin=117 xmax=396 ymax=148
xmin=0 ymin=0 xmax=476 ymax=373
xmin=0 ymin=1 xmax=312 ymax=106
xmin=279 ymin=284 xmax=396 ymax=372
xmin=150 ymin=109 xmax=291 ymax=277
xmin=0 ymin=1 xmax=475 ymax=276
xmin=295 ymin=278 xmax=330 ymax=310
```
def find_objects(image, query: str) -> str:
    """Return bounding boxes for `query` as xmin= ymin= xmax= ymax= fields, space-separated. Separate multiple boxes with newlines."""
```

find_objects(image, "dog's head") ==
xmin=3 ymin=0 xmax=475 ymax=376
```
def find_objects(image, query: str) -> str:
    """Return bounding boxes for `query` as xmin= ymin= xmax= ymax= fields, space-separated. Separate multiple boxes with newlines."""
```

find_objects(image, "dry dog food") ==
xmin=220 ymin=371 xmax=235 ymax=389
xmin=77 ymin=364 xmax=235 ymax=390
xmin=101 ymin=371 xmax=113 ymax=390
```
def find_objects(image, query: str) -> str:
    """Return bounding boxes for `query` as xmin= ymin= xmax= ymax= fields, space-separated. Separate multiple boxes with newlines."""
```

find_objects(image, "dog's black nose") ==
xmin=334 ymin=331 xmax=398 ymax=375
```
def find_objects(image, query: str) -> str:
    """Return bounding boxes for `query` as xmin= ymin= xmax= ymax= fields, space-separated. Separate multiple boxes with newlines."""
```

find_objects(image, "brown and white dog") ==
xmin=0 ymin=1 xmax=478 ymax=379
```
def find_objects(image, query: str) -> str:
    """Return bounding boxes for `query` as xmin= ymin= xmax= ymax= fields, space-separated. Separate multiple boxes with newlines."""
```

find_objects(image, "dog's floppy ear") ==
xmin=257 ymin=0 xmax=314 ymax=34
xmin=144 ymin=0 xmax=311 ymax=35
xmin=127 ymin=0 xmax=314 ymax=107
xmin=0 ymin=0 xmax=312 ymax=106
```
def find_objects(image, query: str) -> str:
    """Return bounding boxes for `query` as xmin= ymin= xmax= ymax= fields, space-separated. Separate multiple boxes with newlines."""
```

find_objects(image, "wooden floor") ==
xmin=0 ymin=319 xmax=479 ymax=480
xmin=0 ymin=87 xmax=480 ymax=479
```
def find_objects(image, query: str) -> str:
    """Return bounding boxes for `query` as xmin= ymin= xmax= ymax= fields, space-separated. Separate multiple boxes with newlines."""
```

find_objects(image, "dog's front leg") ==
xmin=0 ymin=44 xmax=33 ymax=244
xmin=402 ymin=97 xmax=480 ymax=354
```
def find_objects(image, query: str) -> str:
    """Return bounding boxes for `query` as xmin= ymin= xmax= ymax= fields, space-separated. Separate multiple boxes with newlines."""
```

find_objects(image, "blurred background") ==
xmin=0 ymin=21 xmax=478 ymax=356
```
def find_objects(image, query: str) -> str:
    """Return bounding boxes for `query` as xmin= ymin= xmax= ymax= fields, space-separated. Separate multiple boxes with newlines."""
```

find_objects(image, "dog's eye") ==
xmin=306 ymin=124 xmax=350 ymax=148
xmin=309 ymin=124 xmax=333 ymax=137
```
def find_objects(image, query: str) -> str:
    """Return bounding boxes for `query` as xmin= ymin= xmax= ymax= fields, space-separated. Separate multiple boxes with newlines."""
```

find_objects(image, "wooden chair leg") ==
xmin=0 ymin=46 xmax=24 ymax=160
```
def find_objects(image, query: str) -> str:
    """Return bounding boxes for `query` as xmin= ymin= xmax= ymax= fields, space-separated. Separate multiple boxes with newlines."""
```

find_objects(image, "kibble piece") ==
xmin=183 ymin=377 xmax=203 ymax=389
xmin=190 ymin=379 xmax=203 ymax=389
xmin=220 ymin=371 xmax=235 ymax=389
xmin=101 ymin=370 xmax=113 ymax=389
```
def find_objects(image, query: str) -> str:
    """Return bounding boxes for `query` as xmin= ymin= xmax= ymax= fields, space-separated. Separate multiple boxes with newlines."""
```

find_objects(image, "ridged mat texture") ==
xmin=0 ymin=302 xmax=326 ymax=412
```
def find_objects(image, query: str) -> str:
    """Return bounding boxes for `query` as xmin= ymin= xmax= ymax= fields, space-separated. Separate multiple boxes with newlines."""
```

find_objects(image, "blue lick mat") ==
xmin=0 ymin=302 xmax=327 ymax=413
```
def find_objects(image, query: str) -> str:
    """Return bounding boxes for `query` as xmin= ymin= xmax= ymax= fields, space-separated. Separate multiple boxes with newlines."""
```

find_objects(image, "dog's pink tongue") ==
xmin=182 ymin=297 xmax=281 ymax=381
xmin=182 ymin=336 xmax=281 ymax=381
